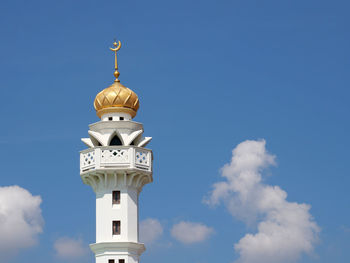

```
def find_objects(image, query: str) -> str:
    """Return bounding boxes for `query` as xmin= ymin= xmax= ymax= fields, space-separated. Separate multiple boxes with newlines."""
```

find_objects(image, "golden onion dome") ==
xmin=94 ymin=81 xmax=139 ymax=118
xmin=93 ymin=40 xmax=140 ymax=118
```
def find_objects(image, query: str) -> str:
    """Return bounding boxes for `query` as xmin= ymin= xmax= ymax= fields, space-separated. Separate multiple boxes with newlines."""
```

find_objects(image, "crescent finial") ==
xmin=110 ymin=39 xmax=122 ymax=82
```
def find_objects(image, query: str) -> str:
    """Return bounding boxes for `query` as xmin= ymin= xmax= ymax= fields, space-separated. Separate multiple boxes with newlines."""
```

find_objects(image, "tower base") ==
xmin=90 ymin=242 xmax=145 ymax=263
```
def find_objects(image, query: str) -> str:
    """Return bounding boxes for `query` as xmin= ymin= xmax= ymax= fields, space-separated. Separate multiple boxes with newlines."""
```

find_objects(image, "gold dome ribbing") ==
xmin=94 ymin=81 xmax=139 ymax=118
xmin=93 ymin=40 xmax=140 ymax=118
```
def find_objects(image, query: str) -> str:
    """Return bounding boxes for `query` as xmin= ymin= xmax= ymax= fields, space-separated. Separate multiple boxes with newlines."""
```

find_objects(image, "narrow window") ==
xmin=119 ymin=260 xmax=125 ymax=263
xmin=109 ymin=260 xmax=115 ymax=263
xmin=112 ymin=191 xmax=120 ymax=204
xmin=113 ymin=221 xmax=120 ymax=235
xmin=108 ymin=117 xmax=113 ymax=121
xmin=120 ymin=117 xmax=124 ymax=121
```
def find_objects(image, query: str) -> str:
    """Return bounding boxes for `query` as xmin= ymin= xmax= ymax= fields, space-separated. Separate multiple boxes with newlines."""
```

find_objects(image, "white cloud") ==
xmin=0 ymin=185 xmax=43 ymax=258
xmin=205 ymin=139 xmax=320 ymax=263
xmin=140 ymin=218 xmax=163 ymax=245
xmin=171 ymin=221 xmax=214 ymax=244
xmin=54 ymin=237 xmax=87 ymax=260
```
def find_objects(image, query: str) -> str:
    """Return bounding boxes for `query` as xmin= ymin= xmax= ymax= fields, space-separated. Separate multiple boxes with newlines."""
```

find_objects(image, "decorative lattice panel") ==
xmin=101 ymin=149 xmax=129 ymax=163
xmin=135 ymin=150 xmax=149 ymax=166
xmin=81 ymin=151 xmax=95 ymax=167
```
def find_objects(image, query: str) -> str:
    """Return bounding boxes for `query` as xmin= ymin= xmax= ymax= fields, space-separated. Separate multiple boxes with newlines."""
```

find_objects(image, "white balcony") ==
xmin=80 ymin=146 xmax=152 ymax=174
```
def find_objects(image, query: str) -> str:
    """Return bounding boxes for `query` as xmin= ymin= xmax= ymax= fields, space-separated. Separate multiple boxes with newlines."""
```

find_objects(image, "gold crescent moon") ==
xmin=110 ymin=40 xmax=122 ymax=52
xmin=115 ymin=40 xmax=122 ymax=51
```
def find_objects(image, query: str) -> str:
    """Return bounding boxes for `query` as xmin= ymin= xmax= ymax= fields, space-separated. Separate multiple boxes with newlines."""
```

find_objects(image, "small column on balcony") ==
xmin=79 ymin=40 xmax=153 ymax=263
xmin=130 ymin=147 xmax=136 ymax=169
xmin=95 ymin=148 xmax=101 ymax=170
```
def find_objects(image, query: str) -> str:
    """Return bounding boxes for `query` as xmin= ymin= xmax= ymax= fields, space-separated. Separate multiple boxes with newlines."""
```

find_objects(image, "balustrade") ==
xmin=80 ymin=146 xmax=152 ymax=174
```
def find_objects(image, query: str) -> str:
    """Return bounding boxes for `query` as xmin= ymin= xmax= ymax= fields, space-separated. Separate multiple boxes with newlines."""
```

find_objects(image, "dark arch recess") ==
xmin=110 ymin=135 xmax=123 ymax=146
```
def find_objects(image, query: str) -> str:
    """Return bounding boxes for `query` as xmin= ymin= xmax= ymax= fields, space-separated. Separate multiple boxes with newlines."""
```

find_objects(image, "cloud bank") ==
xmin=54 ymin=237 xmax=87 ymax=260
xmin=140 ymin=218 xmax=164 ymax=245
xmin=0 ymin=185 xmax=43 ymax=258
xmin=206 ymin=139 xmax=320 ymax=263
xmin=171 ymin=221 xmax=214 ymax=244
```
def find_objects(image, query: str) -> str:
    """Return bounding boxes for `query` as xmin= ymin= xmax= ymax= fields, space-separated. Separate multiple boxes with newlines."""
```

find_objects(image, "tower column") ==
xmin=95 ymin=180 xmax=139 ymax=243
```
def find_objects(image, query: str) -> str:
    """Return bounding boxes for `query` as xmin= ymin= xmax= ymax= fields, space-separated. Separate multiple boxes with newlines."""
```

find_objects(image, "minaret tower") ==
xmin=80 ymin=40 xmax=153 ymax=263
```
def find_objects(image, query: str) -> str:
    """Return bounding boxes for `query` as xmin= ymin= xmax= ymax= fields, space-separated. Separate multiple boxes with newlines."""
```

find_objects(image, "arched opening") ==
xmin=110 ymin=135 xmax=123 ymax=146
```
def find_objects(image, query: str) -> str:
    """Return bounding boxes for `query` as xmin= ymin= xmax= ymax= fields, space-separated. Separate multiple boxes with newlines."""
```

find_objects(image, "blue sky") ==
xmin=0 ymin=0 xmax=349 ymax=262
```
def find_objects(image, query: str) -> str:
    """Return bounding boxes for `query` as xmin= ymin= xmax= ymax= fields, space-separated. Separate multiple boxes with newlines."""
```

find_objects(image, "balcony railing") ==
xmin=80 ymin=146 xmax=152 ymax=174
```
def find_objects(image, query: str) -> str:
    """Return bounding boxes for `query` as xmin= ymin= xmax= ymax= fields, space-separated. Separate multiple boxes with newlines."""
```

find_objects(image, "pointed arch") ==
xmin=124 ymin=130 xmax=143 ymax=146
xmin=88 ymin=131 xmax=104 ymax=146
xmin=110 ymin=135 xmax=123 ymax=146
xmin=107 ymin=130 xmax=125 ymax=146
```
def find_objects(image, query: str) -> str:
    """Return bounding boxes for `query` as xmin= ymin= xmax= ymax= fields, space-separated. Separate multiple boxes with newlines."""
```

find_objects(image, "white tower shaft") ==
xmin=96 ymin=184 xmax=139 ymax=243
